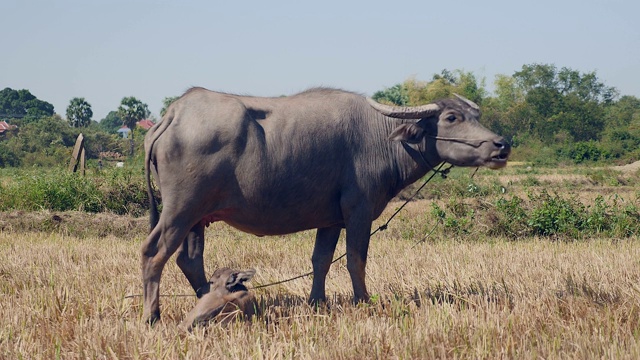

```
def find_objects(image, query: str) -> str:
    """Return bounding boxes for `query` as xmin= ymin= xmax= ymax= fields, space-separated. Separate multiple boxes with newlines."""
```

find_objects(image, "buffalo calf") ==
xmin=180 ymin=268 xmax=256 ymax=331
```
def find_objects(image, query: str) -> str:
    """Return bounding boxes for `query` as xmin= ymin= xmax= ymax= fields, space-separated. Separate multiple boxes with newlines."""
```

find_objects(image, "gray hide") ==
xmin=141 ymin=87 xmax=510 ymax=324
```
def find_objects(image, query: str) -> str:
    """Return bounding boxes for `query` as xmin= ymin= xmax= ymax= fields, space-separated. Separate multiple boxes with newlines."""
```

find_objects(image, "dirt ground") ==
xmin=610 ymin=160 xmax=640 ymax=173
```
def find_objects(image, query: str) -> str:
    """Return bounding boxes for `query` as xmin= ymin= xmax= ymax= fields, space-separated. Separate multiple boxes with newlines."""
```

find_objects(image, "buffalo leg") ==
xmin=140 ymin=220 xmax=190 ymax=324
xmin=176 ymin=223 xmax=209 ymax=298
xmin=344 ymin=216 xmax=372 ymax=303
xmin=309 ymin=226 xmax=341 ymax=304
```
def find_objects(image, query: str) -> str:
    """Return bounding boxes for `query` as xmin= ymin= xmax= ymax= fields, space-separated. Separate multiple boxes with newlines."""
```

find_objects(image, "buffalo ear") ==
xmin=225 ymin=269 xmax=256 ymax=289
xmin=389 ymin=124 xmax=425 ymax=144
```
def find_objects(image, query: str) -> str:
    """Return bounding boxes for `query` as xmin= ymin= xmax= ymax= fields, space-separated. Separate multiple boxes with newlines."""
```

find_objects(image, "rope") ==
xmin=124 ymin=294 xmax=194 ymax=299
xmin=124 ymin=162 xmax=453 ymax=298
xmin=251 ymin=162 xmax=451 ymax=290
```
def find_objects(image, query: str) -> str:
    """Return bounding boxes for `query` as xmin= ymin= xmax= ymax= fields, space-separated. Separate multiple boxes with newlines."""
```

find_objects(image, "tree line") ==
xmin=0 ymin=88 xmax=178 ymax=133
xmin=374 ymin=64 xmax=640 ymax=164
xmin=0 ymin=88 xmax=179 ymax=167
xmin=1 ymin=62 xmax=639 ymax=168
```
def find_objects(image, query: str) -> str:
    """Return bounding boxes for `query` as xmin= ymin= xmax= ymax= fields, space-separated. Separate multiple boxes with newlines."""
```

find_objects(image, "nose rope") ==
xmin=406 ymin=134 xmax=492 ymax=171
xmin=426 ymin=135 xmax=490 ymax=148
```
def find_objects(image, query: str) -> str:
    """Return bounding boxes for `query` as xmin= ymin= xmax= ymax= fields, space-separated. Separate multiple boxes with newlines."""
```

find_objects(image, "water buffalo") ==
xmin=142 ymin=87 xmax=510 ymax=324
xmin=180 ymin=268 xmax=256 ymax=330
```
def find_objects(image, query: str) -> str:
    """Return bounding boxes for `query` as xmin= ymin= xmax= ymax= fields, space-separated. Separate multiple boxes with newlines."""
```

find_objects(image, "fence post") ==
xmin=69 ymin=133 xmax=85 ymax=174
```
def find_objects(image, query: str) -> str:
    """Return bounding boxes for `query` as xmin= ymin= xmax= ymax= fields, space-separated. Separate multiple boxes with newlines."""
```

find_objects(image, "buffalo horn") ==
xmin=366 ymin=98 xmax=440 ymax=119
xmin=453 ymin=93 xmax=480 ymax=110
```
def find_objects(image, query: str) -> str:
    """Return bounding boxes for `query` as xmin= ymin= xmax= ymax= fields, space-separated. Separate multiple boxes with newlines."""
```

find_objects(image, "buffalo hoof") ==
xmin=146 ymin=311 xmax=160 ymax=326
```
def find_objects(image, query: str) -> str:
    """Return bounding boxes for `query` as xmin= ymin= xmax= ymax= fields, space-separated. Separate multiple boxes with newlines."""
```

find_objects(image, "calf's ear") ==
xmin=225 ymin=268 xmax=256 ymax=289
xmin=389 ymin=124 xmax=425 ymax=144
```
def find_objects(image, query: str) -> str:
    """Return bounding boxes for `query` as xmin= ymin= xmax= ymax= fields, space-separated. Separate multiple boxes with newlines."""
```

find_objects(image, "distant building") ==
xmin=0 ymin=121 xmax=17 ymax=137
xmin=117 ymin=120 xmax=155 ymax=138
xmin=117 ymin=126 xmax=131 ymax=138
xmin=136 ymin=119 xmax=155 ymax=130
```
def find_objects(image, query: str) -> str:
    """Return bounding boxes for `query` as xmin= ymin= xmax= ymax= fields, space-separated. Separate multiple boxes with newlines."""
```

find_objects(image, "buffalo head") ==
xmin=180 ymin=267 xmax=257 ymax=331
xmin=367 ymin=95 xmax=510 ymax=169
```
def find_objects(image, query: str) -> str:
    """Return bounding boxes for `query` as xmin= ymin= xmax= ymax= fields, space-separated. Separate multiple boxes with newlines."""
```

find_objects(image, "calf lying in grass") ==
xmin=180 ymin=268 xmax=257 ymax=331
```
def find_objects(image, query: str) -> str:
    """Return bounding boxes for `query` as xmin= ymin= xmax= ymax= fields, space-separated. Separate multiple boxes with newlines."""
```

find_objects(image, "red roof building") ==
xmin=137 ymin=119 xmax=155 ymax=130
xmin=0 ymin=121 xmax=17 ymax=134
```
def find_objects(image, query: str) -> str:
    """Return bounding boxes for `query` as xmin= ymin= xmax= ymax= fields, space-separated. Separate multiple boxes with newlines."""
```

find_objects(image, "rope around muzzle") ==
xmin=426 ymin=135 xmax=490 ymax=148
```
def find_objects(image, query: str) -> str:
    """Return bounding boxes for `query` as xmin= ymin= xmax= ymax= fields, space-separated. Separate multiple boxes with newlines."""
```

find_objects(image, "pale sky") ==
xmin=2 ymin=0 xmax=639 ymax=121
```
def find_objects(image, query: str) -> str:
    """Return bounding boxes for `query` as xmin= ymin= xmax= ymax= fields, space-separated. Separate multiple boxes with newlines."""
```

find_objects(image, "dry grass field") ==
xmin=1 ymin=163 xmax=640 ymax=359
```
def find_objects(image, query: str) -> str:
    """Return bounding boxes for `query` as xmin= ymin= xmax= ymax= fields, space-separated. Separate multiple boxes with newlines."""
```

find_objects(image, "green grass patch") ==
xmin=0 ymin=167 xmax=149 ymax=216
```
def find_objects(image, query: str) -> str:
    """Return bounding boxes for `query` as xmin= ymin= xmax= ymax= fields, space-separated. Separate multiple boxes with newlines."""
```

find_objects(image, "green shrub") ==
xmin=521 ymin=192 xmax=638 ymax=238
xmin=584 ymin=168 xmax=624 ymax=186
xmin=429 ymin=201 xmax=471 ymax=236
xmin=0 ymin=170 xmax=99 ymax=212
xmin=434 ymin=190 xmax=640 ymax=240
xmin=97 ymin=168 xmax=149 ymax=216
xmin=527 ymin=191 xmax=584 ymax=237
xmin=492 ymin=196 xmax=529 ymax=238
xmin=565 ymin=141 xmax=603 ymax=163
xmin=0 ymin=167 xmax=149 ymax=216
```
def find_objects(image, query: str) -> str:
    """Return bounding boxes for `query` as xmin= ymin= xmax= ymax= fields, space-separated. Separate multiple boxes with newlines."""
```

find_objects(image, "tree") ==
xmin=372 ymin=84 xmax=408 ymax=105
xmin=454 ymin=71 xmax=486 ymax=105
xmin=117 ymin=96 xmax=150 ymax=137
xmin=160 ymin=96 xmax=179 ymax=117
xmin=82 ymin=130 xmax=126 ymax=160
xmin=1 ymin=115 xmax=76 ymax=167
xmin=117 ymin=96 xmax=149 ymax=156
xmin=492 ymin=74 xmax=525 ymax=109
xmin=397 ymin=70 xmax=487 ymax=107
xmin=0 ymin=112 xmax=127 ymax=168
xmin=66 ymin=97 xmax=93 ymax=127
xmin=603 ymin=95 xmax=640 ymax=129
xmin=0 ymin=141 xmax=20 ymax=167
xmin=511 ymin=64 xmax=616 ymax=142
xmin=368 ymin=64 xmax=640 ymax=164
xmin=99 ymin=111 xmax=123 ymax=134
xmin=599 ymin=95 xmax=640 ymax=159
xmin=0 ymin=87 xmax=54 ymax=123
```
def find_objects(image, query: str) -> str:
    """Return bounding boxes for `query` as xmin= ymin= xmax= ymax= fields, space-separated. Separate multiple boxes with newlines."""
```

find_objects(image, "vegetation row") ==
xmin=1 ymin=167 xmax=637 ymax=240
xmin=1 ymin=63 xmax=640 ymax=168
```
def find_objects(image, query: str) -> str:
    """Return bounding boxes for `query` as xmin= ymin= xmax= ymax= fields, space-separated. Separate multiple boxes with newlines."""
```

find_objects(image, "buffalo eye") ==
xmin=446 ymin=114 xmax=457 ymax=122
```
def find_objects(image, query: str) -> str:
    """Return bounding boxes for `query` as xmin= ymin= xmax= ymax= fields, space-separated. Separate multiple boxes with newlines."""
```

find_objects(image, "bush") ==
xmin=435 ymin=190 xmax=640 ymax=240
xmin=491 ymin=196 xmax=529 ymax=238
xmin=566 ymin=141 xmax=603 ymax=163
xmin=0 ymin=169 xmax=99 ymax=212
xmin=97 ymin=168 xmax=150 ymax=216
xmin=526 ymin=191 xmax=584 ymax=237
xmin=0 ymin=167 xmax=149 ymax=216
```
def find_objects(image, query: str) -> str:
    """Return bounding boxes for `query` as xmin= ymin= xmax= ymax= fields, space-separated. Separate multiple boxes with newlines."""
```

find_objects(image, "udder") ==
xmin=199 ymin=209 xmax=236 ymax=227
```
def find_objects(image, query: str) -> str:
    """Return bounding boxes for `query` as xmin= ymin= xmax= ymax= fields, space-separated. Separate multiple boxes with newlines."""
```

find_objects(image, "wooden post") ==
xmin=69 ymin=133 xmax=85 ymax=173
xmin=79 ymin=146 xmax=86 ymax=175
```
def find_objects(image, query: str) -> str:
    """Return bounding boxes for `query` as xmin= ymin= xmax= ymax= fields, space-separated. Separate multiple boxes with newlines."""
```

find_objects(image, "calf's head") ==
xmin=368 ymin=95 xmax=510 ymax=169
xmin=180 ymin=267 xmax=256 ymax=331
